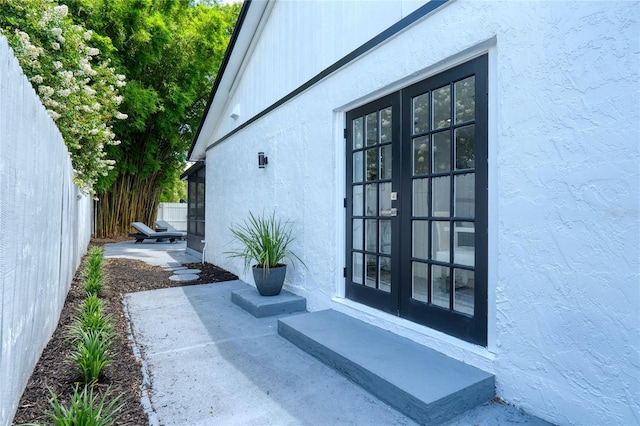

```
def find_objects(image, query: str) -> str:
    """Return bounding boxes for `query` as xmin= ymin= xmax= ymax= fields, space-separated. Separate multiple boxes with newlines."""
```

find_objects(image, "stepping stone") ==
xmin=169 ymin=274 xmax=199 ymax=282
xmin=173 ymin=268 xmax=201 ymax=275
xmin=163 ymin=266 xmax=188 ymax=271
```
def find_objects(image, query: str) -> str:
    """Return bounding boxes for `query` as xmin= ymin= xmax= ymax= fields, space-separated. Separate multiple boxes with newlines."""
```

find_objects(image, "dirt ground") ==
xmin=12 ymin=240 xmax=238 ymax=425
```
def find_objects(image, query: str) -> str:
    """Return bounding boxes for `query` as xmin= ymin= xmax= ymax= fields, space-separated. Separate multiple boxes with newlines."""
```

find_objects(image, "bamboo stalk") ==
xmin=95 ymin=172 xmax=162 ymax=238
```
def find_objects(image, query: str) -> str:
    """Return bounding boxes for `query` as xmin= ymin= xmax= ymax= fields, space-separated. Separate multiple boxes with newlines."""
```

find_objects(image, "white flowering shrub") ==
xmin=1 ymin=0 xmax=126 ymax=193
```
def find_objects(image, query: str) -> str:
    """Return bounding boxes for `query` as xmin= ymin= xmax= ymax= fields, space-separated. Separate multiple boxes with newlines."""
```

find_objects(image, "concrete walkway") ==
xmin=105 ymin=240 xmax=552 ymax=426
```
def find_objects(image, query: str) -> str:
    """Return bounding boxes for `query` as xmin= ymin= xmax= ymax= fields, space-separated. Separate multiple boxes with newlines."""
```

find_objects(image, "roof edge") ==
xmin=187 ymin=0 xmax=254 ymax=160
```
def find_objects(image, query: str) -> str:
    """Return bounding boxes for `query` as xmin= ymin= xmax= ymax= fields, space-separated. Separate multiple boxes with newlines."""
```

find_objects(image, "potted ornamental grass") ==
xmin=227 ymin=210 xmax=304 ymax=296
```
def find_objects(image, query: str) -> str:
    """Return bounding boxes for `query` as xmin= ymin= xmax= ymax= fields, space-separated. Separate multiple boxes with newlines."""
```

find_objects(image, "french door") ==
xmin=345 ymin=56 xmax=488 ymax=345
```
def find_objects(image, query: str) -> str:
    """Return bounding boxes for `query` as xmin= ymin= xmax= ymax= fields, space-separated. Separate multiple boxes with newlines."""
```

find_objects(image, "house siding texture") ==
xmin=0 ymin=36 xmax=92 ymax=425
xmin=204 ymin=1 xmax=639 ymax=424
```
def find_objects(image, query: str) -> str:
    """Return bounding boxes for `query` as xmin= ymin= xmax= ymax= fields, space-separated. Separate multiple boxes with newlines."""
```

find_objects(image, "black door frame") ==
xmin=345 ymin=55 xmax=488 ymax=346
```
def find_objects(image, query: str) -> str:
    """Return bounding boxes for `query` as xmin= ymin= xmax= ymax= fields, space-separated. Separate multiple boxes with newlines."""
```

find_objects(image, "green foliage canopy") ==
xmin=67 ymin=0 xmax=240 ymax=192
xmin=66 ymin=0 xmax=240 ymax=235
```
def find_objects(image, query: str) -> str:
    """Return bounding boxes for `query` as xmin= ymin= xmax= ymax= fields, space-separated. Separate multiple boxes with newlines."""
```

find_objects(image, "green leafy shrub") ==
xmin=47 ymin=385 xmax=123 ymax=426
xmin=85 ymin=247 xmax=103 ymax=272
xmin=77 ymin=294 xmax=104 ymax=321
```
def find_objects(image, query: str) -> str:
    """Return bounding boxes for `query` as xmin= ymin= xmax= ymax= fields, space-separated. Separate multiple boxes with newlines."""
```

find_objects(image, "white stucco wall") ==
xmin=0 ymin=36 xmax=92 ymax=425
xmin=204 ymin=1 xmax=639 ymax=424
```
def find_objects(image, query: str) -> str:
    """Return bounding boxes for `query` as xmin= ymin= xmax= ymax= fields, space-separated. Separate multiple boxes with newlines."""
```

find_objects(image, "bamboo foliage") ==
xmin=95 ymin=172 xmax=160 ymax=237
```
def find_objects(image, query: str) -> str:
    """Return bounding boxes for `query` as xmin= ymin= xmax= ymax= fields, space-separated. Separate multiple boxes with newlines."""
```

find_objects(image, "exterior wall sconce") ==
xmin=230 ymin=104 xmax=240 ymax=120
xmin=258 ymin=152 xmax=268 ymax=168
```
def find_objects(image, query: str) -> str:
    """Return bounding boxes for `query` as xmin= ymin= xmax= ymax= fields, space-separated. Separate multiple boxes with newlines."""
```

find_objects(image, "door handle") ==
xmin=380 ymin=208 xmax=398 ymax=217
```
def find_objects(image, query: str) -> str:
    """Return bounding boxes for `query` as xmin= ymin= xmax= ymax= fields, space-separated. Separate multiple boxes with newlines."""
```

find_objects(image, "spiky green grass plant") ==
xmin=67 ymin=294 xmax=113 ymax=385
xmin=227 ymin=210 xmax=305 ymax=275
xmin=69 ymin=329 xmax=111 ymax=385
xmin=68 ymin=301 xmax=112 ymax=342
xmin=84 ymin=247 xmax=104 ymax=295
xmin=47 ymin=385 xmax=123 ymax=426
xmin=68 ymin=294 xmax=103 ymax=341
xmin=83 ymin=276 xmax=104 ymax=297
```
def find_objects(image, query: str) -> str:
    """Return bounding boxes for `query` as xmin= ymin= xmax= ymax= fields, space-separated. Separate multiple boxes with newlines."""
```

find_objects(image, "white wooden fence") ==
xmin=157 ymin=202 xmax=187 ymax=231
xmin=0 ymin=36 xmax=92 ymax=425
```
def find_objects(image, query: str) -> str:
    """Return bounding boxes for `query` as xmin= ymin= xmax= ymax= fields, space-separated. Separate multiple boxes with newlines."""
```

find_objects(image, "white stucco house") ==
xmin=186 ymin=1 xmax=639 ymax=424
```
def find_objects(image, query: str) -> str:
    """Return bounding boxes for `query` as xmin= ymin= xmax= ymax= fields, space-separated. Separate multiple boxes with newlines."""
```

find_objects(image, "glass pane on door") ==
xmin=432 ymin=85 xmax=451 ymax=129
xmin=431 ymin=264 xmax=450 ymax=309
xmin=454 ymin=268 xmax=474 ymax=315
xmin=379 ymin=257 xmax=391 ymax=293
xmin=413 ymin=136 xmax=429 ymax=175
xmin=455 ymin=76 xmax=475 ymax=123
xmin=352 ymin=253 xmax=363 ymax=284
xmin=412 ymin=262 xmax=428 ymax=302
xmin=455 ymin=125 xmax=475 ymax=169
xmin=365 ymin=254 xmax=377 ymax=288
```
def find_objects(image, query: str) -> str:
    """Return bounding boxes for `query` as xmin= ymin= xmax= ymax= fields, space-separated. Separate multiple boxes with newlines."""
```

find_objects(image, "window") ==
xmin=186 ymin=165 xmax=205 ymax=252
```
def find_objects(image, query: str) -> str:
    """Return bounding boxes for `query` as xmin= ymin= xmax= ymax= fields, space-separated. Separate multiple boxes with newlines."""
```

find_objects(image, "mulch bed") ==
xmin=12 ymin=240 xmax=238 ymax=425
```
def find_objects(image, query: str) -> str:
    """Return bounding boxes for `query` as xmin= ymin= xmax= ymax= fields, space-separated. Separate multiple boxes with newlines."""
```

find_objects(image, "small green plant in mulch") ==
xmin=47 ymin=385 xmax=124 ymax=426
xmin=67 ymin=295 xmax=113 ymax=385
xmin=69 ymin=329 xmax=112 ymax=385
xmin=84 ymin=247 xmax=105 ymax=296
xmin=68 ymin=296 xmax=112 ymax=342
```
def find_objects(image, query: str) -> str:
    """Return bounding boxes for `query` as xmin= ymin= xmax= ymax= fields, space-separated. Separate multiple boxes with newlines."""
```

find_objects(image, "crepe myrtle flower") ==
xmin=6 ymin=0 xmax=126 ymax=194
xmin=53 ymin=5 xmax=68 ymax=17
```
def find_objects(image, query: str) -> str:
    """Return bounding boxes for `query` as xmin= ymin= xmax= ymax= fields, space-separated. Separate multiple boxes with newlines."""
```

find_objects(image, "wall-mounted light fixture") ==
xmin=230 ymin=104 xmax=240 ymax=120
xmin=258 ymin=152 xmax=268 ymax=168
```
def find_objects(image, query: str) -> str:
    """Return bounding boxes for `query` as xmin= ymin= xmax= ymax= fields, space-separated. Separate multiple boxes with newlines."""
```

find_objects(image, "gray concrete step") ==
xmin=278 ymin=309 xmax=495 ymax=425
xmin=231 ymin=285 xmax=307 ymax=317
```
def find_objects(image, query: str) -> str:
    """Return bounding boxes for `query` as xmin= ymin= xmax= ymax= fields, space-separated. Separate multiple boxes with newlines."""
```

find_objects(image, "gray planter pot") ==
xmin=252 ymin=265 xmax=287 ymax=296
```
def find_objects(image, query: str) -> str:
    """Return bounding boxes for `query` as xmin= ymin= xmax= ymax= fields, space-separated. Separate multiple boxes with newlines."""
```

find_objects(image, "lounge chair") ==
xmin=129 ymin=222 xmax=186 ymax=243
xmin=154 ymin=220 xmax=183 ymax=233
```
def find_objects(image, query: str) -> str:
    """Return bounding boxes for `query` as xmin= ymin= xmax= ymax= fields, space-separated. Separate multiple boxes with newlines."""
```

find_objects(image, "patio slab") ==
xmin=104 ymin=240 xmax=198 ymax=267
xmin=123 ymin=282 xmax=418 ymax=426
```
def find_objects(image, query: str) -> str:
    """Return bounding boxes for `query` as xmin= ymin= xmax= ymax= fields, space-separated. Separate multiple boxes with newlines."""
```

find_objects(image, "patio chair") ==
xmin=129 ymin=222 xmax=186 ymax=243
xmin=154 ymin=220 xmax=182 ymax=233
